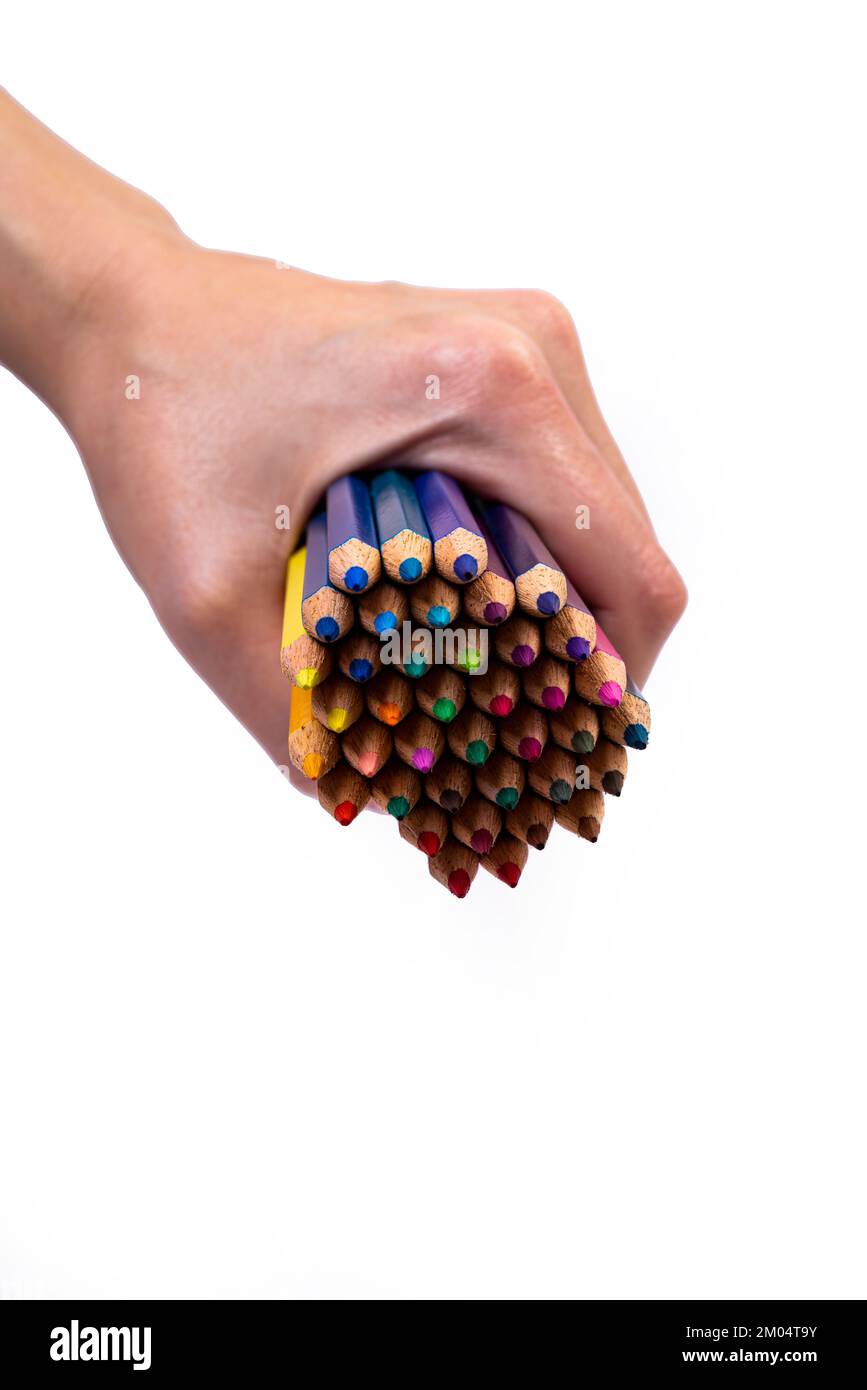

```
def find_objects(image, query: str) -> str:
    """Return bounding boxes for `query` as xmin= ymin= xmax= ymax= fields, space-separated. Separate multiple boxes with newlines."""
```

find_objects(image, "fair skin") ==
xmin=0 ymin=90 xmax=686 ymax=779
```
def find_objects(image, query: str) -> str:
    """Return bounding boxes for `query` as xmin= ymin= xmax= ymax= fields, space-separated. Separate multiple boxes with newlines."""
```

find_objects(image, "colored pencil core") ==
xmin=566 ymin=635 xmax=591 ymax=661
xmin=326 ymin=708 xmax=350 ymax=732
xmin=374 ymin=610 xmax=398 ymax=634
xmin=440 ymin=789 xmax=462 ymax=812
xmin=387 ymin=795 xmax=410 ymax=819
xmin=603 ymin=771 xmax=625 ymax=797
xmin=404 ymin=658 xmax=427 ymax=678
xmin=541 ymin=686 xmax=566 ymax=711
xmin=417 ymin=831 xmax=441 ymax=857
xmin=357 ymin=753 xmax=380 ymax=777
xmin=399 ymin=557 xmax=423 ymax=582
xmin=411 ymin=748 xmax=435 ymax=773
xmin=296 ymin=667 xmax=318 ymax=689
xmin=537 ymin=591 xmax=561 ymax=616
xmin=458 ymin=649 xmax=481 ymax=671
xmin=489 ymin=694 xmax=514 ymax=717
xmin=572 ymin=731 xmax=596 ymax=754
xmin=454 ymin=554 xmax=478 ymax=581
xmin=315 ymin=616 xmax=340 ymax=642
xmin=498 ymin=861 xmax=522 ymax=887
xmin=432 ymin=698 xmax=457 ymax=722
xmin=344 ymin=565 xmax=370 ymax=592
xmin=302 ymin=752 xmax=325 ymax=780
xmin=427 ymin=604 xmax=450 ymax=627
xmin=466 ymin=740 xmax=490 ymax=765
xmin=470 ymin=829 xmax=494 ymax=854
xmin=348 ymin=658 xmax=374 ymax=682
xmin=624 ymin=723 xmax=649 ymax=750
xmin=334 ymin=800 xmax=358 ymax=826
xmin=527 ymin=824 xmax=548 ymax=849
xmin=512 ymin=645 xmax=535 ymax=667
xmin=448 ymin=868 xmax=471 ymax=898
xmin=483 ymin=601 xmax=508 ymax=623
xmin=550 ymin=778 xmax=572 ymax=803
xmin=378 ymin=702 xmax=402 ymax=726
xmin=495 ymin=788 xmax=520 ymax=810
xmin=598 ymin=681 xmax=623 ymax=707
xmin=518 ymin=736 xmax=543 ymax=761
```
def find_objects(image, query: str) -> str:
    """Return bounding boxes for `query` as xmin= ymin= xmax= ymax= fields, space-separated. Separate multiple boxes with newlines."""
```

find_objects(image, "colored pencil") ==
xmin=414 ymin=667 xmax=466 ymax=724
xmin=287 ymin=685 xmax=339 ymax=781
xmin=476 ymin=500 xmax=567 ymax=616
xmin=543 ymin=576 xmax=596 ymax=663
xmin=414 ymin=471 xmax=488 ymax=583
xmin=446 ymin=706 xmax=497 ymax=766
xmin=493 ymin=613 xmax=542 ymax=668
xmin=398 ymin=799 xmax=450 ymax=857
xmin=452 ymin=792 xmax=503 ymax=856
xmin=358 ymin=580 xmax=410 ymax=636
xmin=554 ymin=787 xmax=605 ymax=841
xmin=505 ymin=792 xmax=555 ymax=850
xmin=584 ymin=738 xmax=628 ymax=797
xmin=312 ymin=674 xmax=364 ymax=734
xmin=466 ymin=661 xmax=521 ymax=719
xmin=499 ymin=701 xmax=548 ymax=763
xmin=337 ymin=630 xmax=381 ymax=684
xmin=527 ymin=744 xmax=577 ymax=804
xmin=371 ymin=757 xmax=422 ymax=820
xmin=521 ymin=656 xmax=571 ymax=712
xmin=424 ymin=753 xmax=473 ymax=813
xmin=301 ymin=511 xmax=354 ymax=642
xmin=475 ymin=748 xmax=526 ymax=811
xmin=573 ymin=623 xmax=626 ymax=708
xmin=365 ymin=669 xmax=414 ymax=727
xmin=394 ymin=710 xmax=446 ymax=774
xmin=281 ymin=547 xmax=334 ymax=688
xmin=409 ymin=573 xmax=461 ymax=630
xmin=462 ymin=515 xmax=517 ymax=626
xmin=548 ymin=700 xmax=599 ymax=756
xmin=317 ymin=762 xmax=371 ymax=826
xmin=481 ymin=832 xmax=528 ymax=888
xmin=445 ymin=627 xmax=485 ymax=675
xmin=601 ymin=678 xmax=651 ymax=750
xmin=428 ymin=835 xmax=480 ymax=898
xmin=326 ymin=475 xmax=382 ymax=593
xmin=370 ymin=469 xmax=433 ymax=583
xmin=341 ymin=715 xmax=393 ymax=779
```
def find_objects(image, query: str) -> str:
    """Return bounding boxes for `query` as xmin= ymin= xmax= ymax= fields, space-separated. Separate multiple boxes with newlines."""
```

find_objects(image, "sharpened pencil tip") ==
xmin=387 ymin=796 xmax=410 ymax=819
xmin=417 ymin=831 xmax=441 ymax=857
xmin=466 ymin=740 xmax=489 ymax=765
xmin=427 ymin=604 xmax=451 ymax=628
xmin=603 ymin=771 xmax=624 ymax=797
xmin=598 ymin=681 xmax=623 ymax=707
xmin=403 ymin=658 xmax=427 ymax=679
xmin=357 ymin=753 xmax=379 ymax=777
xmin=448 ymin=868 xmax=471 ymax=897
xmin=541 ymin=687 xmax=566 ymax=710
xmin=302 ymin=753 xmax=325 ymax=780
xmin=512 ymin=645 xmax=535 ymax=667
xmin=572 ymin=731 xmax=596 ymax=754
xmin=496 ymin=788 xmax=520 ymax=810
xmin=470 ymin=829 xmax=494 ymax=854
xmin=454 ymin=553 xmax=478 ymax=581
xmin=432 ymin=698 xmax=457 ymax=723
xmin=566 ymin=635 xmax=591 ymax=661
xmin=537 ymin=591 xmax=560 ymax=616
xmin=440 ymin=789 xmax=463 ymax=812
xmin=483 ymin=601 xmax=507 ymax=624
xmin=296 ymin=667 xmax=319 ymax=690
xmin=624 ymin=723 xmax=649 ymax=750
xmin=489 ymin=694 xmax=514 ymax=717
xmin=527 ymin=824 xmax=548 ymax=849
xmin=498 ymin=862 xmax=521 ymax=887
xmin=550 ymin=778 xmax=572 ymax=804
xmin=326 ymin=708 xmax=349 ymax=732
xmin=344 ymin=565 xmax=369 ymax=592
xmin=411 ymin=748 xmax=435 ymax=773
xmin=399 ymin=557 xmax=423 ymax=582
xmin=374 ymin=610 xmax=398 ymax=634
xmin=378 ymin=702 xmax=402 ymax=726
xmin=334 ymin=800 xmax=357 ymax=826
xmin=348 ymin=658 xmax=374 ymax=682
xmin=316 ymin=616 xmax=340 ymax=642
xmin=518 ymin=737 xmax=543 ymax=762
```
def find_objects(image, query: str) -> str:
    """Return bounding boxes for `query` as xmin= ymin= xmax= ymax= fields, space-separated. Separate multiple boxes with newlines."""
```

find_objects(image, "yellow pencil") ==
xmin=287 ymin=684 xmax=339 ymax=781
xmin=280 ymin=547 xmax=333 ymax=689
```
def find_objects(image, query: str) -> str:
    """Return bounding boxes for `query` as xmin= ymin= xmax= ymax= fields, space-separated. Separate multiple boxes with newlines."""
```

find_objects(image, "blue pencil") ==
xmin=326 ymin=476 xmax=382 ymax=593
xmin=301 ymin=512 xmax=354 ymax=642
xmin=371 ymin=470 xmax=433 ymax=584
xmin=414 ymin=471 xmax=488 ymax=583
xmin=475 ymin=499 xmax=567 ymax=617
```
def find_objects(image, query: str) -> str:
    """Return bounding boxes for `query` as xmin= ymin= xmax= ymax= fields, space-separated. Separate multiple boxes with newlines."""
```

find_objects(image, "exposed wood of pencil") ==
xmin=428 ymin=835 xmax=480 ymax=898
xmin=281 ymin=632 xmax=334 ymax=688
xmin=312 ymin=674 xmax=364 ymax=734
xmin=499 ymin=701 xmax=548 ymax=762
xmin=446 ymin=705 xmax=497 ymax=765
xmin=370 ymin=757 xmax=422 ymax=818
xmin=462 ymin=563 xmax=517 ymax=627
xmin=505 ymin=792 xmax=555 ymax=850
xmin=357 ymin=581 xmax=410 ymax=635
xmin=409 ymin=573 xmax=460 ymax=628
xmin=548 ymin=699 xmax=599 ymax=755
xmin=398 ymin=799 xmax=450 ymax=857
xmin=414 ymin=666 xmax=467 ymax=723
xmin=544 ymin=599 xmax=596 ymax=663
xmin=394 ymin=710 xmax=446 ymax=773
xmin=554 ymin=787 xmax=605 ymax=841
xmin=365 ymin=669 xmax=414 ymax=726
xmin=481 ymin=832 xmax=528 ymax=887
xmin=527 ymin=744 xmax=578 ymax=803
xmin=337 ymin=630 xmax=382 ymax=683
xmin=317 ymin=762 xmax=371 ymax=825
xmin=474 ymin=748 xmax=526 ymax=811
xmin=466 ymin=661 xmax=521 ymax=718
xmin=424 ymin=753 xmax=473 ymax=812
xmin=340 ymin=715 xmax=393 ymax=779
xmin=287 ymin=686 xmax=339 ymax=781
xmin=493 ymin=613 xmax=542 ymax=668
xmin=521 ymin=655 xmax=571 ymax=712
xmin=601 ymin=682 xmax=652 ymax=750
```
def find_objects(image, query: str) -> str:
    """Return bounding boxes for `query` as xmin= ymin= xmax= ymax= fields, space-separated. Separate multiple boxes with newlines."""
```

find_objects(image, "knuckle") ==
xmin=517 ymin=289 xmax=579 ymax=348
xmin=155 ymin=559 xmax=236 ymax=639
xmin=636 ymin=553 xmax=688 ymax=631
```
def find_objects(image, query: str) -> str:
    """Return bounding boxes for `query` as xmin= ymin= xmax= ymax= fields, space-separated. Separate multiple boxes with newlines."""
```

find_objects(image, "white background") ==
xmin=2 ymin=1 xmax=865 ymax=1299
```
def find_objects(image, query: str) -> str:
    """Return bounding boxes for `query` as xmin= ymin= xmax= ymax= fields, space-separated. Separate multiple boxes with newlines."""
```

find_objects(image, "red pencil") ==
xmin=429 ymin=835 xmax=480 ymax=898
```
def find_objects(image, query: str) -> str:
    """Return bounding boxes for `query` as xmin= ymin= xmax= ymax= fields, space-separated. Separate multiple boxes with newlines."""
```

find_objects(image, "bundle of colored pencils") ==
xmin=281 ymin=469 xmax=651 ymax=897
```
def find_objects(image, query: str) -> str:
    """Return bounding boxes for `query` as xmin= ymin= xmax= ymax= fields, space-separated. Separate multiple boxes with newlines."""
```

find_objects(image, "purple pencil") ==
xmin=475 ymin=500 xmax=567 ymax=617
xmin=462 ymin=512 xmax=517 ymax=626
xmin=544 ymin=576 xmax=597 ymax=663
xmin=413 ymin=471 xmax=488 ymax=583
